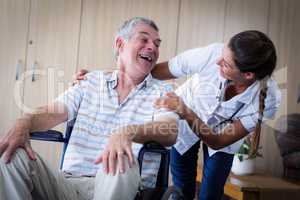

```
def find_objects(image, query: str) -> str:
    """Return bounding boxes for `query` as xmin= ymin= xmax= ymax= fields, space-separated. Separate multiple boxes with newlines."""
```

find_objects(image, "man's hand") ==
xmin=94 ymin=130 xmax=135 ymax=175
xmin=0 ymin=118 xmax=36 ymax=163
xmin=72 ymin=69 xmax=89 ymax=85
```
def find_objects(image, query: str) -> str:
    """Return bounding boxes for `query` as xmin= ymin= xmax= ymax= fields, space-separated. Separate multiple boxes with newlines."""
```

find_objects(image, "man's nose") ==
xmin=146 ymin=41 xmax=157 ymax=51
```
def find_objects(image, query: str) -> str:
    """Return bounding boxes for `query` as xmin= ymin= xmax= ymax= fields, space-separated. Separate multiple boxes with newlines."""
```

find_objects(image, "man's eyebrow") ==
xmin=139 ymin=31 xmax=162 ymax=42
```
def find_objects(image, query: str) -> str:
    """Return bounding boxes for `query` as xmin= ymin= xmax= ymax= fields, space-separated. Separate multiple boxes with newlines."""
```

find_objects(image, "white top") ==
xmin=56 ymin=70 xmax=178 ymax=176
xmin=169 ymin=43 xmax=281 ymax=156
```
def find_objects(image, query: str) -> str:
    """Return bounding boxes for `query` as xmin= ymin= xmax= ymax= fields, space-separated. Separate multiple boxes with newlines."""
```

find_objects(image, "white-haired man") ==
xmin=0 ymin=17 xmax=178 ymax=200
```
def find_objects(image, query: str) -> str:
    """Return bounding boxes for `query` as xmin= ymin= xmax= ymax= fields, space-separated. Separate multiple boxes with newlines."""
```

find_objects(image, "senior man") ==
xmin=0 ymin=17 xmax=178 ymax=200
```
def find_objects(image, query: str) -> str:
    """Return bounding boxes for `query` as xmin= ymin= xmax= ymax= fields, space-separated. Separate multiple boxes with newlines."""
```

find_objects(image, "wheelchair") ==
xmin=30 ymin=121 xmax=184 ymax=200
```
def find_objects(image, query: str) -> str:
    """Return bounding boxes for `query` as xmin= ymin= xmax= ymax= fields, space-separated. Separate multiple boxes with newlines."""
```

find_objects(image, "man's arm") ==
xmin=95 ymin=118 xmax=178 ymax=175
xmin=127 ymin=119 xmax=178 ymax=146
xmin=0 ymin=102 xmax=68 ymax=163
xmin=27 ymin=103 xmax=68 ymax=132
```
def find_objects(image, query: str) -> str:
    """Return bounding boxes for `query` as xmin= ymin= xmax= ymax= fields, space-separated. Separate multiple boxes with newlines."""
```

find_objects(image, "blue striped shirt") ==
xmin=56 ymin=70 xmax=176 ymax=177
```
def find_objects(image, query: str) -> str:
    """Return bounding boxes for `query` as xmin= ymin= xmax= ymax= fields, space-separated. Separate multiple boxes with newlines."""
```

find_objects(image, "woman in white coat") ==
xmin=153 ymin=30 xmax=281 ymax=200
xmin=75 ymin=30 xmax=281 ymax=200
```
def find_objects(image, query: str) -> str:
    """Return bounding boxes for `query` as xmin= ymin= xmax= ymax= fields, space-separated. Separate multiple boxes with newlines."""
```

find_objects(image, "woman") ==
xmin=74 ymin=30 xmax=281 ymax=200
xmin=153 ymin=30 xmax=281 ymax=200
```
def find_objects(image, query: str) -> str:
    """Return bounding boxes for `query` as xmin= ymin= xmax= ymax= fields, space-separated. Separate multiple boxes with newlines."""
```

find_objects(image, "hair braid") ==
xmin=249 ymin=80 xmax=268 ymax=158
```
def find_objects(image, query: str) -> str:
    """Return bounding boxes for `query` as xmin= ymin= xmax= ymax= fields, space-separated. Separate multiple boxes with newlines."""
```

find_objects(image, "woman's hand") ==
xmin=154 ymin=92 xmax=187 ymax=117
xmin=72 ymin=69 xmax=89 ymax=85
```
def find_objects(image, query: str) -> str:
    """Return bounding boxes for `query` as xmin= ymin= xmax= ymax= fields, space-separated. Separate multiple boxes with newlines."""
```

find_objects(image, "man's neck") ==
xmin=117 ymin=71 xmax=145 ymax=89
xmin=116 ymin=70 xmax=146 ymax=104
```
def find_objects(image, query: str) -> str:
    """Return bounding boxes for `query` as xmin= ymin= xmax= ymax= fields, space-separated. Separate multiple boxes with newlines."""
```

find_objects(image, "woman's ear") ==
xmin=242 ymin=72 xmax=255 ymax=80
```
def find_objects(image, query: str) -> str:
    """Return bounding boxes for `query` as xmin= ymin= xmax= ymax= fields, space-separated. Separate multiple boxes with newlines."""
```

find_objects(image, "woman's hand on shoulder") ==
xmin=72 ymin=69 xmax=89 ymax=85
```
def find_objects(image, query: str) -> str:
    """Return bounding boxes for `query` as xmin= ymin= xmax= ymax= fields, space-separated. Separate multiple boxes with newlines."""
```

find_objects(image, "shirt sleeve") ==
xmin=173 ymin=119 xmax=200 ymax=155
xmin=55 ymin=83 xmax=85 ymax=123
xmin=168 ymin=43 xmax=224 ymax=77
xmin=174 ymin=77 xmax=196 ymax=111
xmin=54 ymin=71 xmax=102 ymax=123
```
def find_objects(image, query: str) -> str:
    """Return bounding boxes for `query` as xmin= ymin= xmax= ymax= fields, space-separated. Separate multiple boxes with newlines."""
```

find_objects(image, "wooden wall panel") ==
xmin=262 ymin=0 xmax=291 ymax=176
xmin=223 ymin=0 xmax=269 ymax=41
xmin=177 ymin=0 xmax=226 ymax=52
xmin=77 ymin=0 xmax=180 ymax=71
xmin=0 ymin=0 xmax=30 ymax=135
xmin=23 ymin=0 xmax=82 ymax=168
xmin=256 ymin=0 xmax=300 ymax=177
xmin=24 ymin=0 xmax=82 ymax=110
xmin=286 ymin=0 xmax=300 ymax=114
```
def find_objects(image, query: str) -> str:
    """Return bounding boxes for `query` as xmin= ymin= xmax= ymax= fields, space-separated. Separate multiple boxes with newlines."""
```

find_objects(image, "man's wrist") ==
xmin=120 ymin=125 xmax=136 ymax=141
xmin=15 ymin=117 xmax=32 ymax=135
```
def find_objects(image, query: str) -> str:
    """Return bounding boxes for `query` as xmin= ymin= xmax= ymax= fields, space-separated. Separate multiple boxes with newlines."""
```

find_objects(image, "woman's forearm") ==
xmin=151 ymin=62 xmax=177 ymax=80
xmin=180 ymin=106 xmax=225 ymax=149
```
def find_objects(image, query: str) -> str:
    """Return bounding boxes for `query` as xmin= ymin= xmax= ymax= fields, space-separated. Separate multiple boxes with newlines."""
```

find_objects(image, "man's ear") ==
xmin=242 ymin=71 xmax=255 ymax=80
xmin=115 ymin=37 xmax=125 ymax=54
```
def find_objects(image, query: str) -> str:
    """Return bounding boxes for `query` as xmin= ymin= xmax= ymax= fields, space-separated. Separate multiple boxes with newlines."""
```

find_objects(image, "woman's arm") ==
xmin=180 ymin=107 xmax=248 ymax=150
xmin=151 ymin=62 xmax=177 ymax=80
xmin=155 ymin=92 xmax=248 ymax=150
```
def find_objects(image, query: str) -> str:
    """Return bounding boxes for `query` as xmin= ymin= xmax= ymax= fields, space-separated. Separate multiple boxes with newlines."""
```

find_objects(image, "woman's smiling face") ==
xmin=217 ymin=45 xmax=245 ymax=82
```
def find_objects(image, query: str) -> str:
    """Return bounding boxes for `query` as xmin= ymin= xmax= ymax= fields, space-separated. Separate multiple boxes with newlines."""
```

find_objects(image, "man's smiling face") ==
xmin=117 ymin=23 xmax=161 ymax=77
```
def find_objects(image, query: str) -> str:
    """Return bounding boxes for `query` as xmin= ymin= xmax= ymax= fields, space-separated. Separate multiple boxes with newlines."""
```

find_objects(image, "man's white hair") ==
xmin=113 ymin=17 xmax=159 ymax=60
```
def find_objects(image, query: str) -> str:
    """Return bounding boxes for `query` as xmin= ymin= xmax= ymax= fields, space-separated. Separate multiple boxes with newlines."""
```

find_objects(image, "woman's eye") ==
xmin=223 ymin=61 xmax=230 ymax=68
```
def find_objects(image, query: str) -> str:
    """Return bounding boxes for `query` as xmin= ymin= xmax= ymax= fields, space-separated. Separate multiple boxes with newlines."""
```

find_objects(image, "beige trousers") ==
xmin=0 ymin=149 xmax=140 ymax=200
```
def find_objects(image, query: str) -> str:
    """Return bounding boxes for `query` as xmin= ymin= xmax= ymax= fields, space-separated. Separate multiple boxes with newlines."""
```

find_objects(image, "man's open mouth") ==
xmin=139 ymin=54 xmax=153 ymax=62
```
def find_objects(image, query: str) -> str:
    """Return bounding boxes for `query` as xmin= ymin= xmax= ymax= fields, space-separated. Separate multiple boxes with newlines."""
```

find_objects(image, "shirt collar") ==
xmin=235 ymin=80 xmax=260 ymax=105
xmin=106 ymin=70 xmax=118 ymax=89
xmin=218 ymin=79 xmax=259 ymax=110
xmin=106 ymin=70 xmax=153 ymax=89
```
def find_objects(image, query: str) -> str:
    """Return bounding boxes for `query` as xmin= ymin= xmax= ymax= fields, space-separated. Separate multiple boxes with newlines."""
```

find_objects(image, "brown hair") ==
xmin=228 ymin=30 xmax=277 ymax=80
xmin=249 ymin=80 xmax=268 ymax=157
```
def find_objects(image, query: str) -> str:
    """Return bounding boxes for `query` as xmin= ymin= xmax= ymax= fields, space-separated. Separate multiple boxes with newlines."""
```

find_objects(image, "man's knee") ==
xmin=94 ymin=157 xmax=140 ymax=200
xmin=0 ymin=148 xmax=32 ymax=169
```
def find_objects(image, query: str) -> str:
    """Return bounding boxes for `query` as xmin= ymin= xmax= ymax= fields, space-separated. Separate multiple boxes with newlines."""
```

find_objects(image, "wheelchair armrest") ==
xmin=144 ymin=141 xmax=164 ymax=148
xmin=30 ymin=130 xmax=66 ymax=143
xmin=142 ymin=141 xmax=168 ymax=152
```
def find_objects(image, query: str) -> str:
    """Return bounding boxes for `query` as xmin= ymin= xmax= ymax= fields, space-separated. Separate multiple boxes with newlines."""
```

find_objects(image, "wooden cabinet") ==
xmin=0 ymin=0 xmax=81 ymax=168
xmin=0 ymin=0 xmax=30 ymax=135
xmin=24 ymin=0 xmax=82 ymax=168
xmin=23 ymin=0 xmax=81 ymax=111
